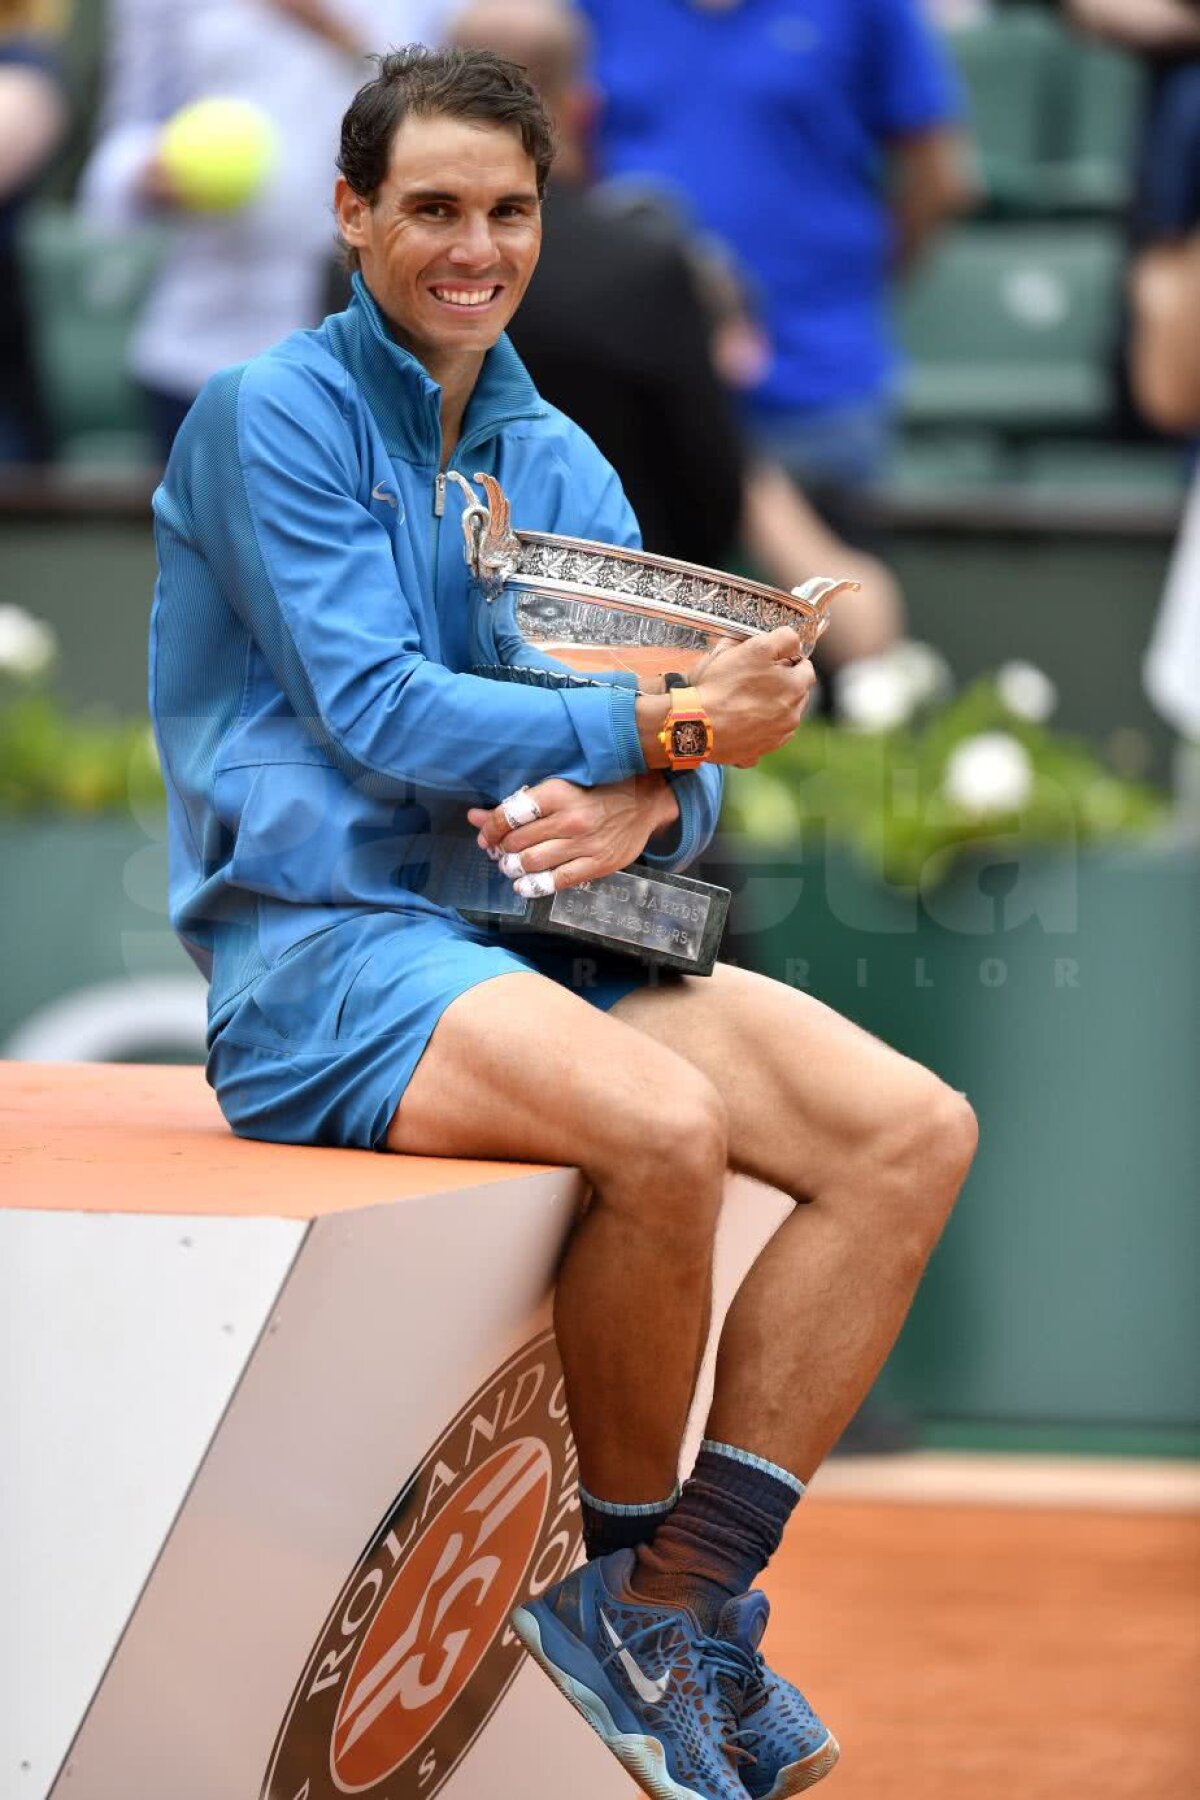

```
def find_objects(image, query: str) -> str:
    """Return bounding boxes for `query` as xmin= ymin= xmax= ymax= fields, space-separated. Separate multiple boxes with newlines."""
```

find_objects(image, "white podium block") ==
xmin=3 ymin=1064 xmax=789 ymax=1800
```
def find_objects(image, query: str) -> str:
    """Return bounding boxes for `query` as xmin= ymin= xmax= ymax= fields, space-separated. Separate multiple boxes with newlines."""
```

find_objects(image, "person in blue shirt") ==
xmin=580 ymin=0 xmax=973 ymax=540
xmin=152 ymin=45 xmax=976 ymax=1800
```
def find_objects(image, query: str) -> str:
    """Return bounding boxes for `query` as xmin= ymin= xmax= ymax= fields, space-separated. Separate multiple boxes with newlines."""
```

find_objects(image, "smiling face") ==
xmin=335 ymin=112 xmax=542 ymax=386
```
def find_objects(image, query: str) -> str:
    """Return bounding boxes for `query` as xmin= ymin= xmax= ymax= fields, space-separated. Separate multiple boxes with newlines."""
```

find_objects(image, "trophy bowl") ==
xmin=453 ymin=471 xmax=855 ymax=689
xmin=451 ymin=471 xmax=859 ymax=974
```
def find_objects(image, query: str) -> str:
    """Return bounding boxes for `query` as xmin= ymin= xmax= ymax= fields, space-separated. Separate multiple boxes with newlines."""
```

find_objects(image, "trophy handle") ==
xmin=446 ymin=469 xmax=520 ymax=595
xmin=791 ymin=576 xmax=861 ymax=645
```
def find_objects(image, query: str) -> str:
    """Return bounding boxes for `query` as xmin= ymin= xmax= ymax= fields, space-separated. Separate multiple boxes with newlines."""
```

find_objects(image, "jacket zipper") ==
xmin=433 ymin=471 xmax=446 ymax=516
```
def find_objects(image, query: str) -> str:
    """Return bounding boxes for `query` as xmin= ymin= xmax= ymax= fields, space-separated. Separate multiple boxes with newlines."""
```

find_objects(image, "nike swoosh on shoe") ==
xmin=599 ymin=1608 xmax=672 ymax=1705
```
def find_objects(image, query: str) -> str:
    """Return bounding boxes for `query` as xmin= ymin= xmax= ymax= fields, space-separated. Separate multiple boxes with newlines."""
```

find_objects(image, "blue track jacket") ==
xmin=150 ymin=276 xmax=724 ymax=1014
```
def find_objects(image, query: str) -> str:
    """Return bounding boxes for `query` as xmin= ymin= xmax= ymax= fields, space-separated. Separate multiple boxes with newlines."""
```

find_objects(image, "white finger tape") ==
xmin=501 ymin=786 xmax=543 ymax=829
xmin=499 ymin=851 xmax=525 ymax=878
xmin=514 ymin=871 xmax=556 ymax=900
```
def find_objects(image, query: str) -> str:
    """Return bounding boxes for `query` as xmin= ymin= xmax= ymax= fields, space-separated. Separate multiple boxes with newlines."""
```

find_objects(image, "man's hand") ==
xmin=138 ymin=152 xmax=185 ymax=211
xmin=693 ymin=627 xmax=816 ymax=768
xmin=468 ymin=775 xmax=680 ymax=897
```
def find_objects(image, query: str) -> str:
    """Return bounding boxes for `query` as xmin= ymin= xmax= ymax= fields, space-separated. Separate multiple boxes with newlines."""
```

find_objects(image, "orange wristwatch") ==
xmin=657 ymin=678 xmax=714 ymax=771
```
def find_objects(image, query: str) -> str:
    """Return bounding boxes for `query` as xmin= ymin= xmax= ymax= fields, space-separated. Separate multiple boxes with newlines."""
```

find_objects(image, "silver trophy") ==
xmin=452 ymin=471 xmax=857 ymax=975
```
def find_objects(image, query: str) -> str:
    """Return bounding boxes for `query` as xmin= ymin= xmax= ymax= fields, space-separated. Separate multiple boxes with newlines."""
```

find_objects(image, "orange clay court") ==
xmin=4 ymin=1062 xmax=1198 ymax=1800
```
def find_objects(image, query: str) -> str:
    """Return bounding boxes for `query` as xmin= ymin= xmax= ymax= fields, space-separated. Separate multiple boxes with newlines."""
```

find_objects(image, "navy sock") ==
xmin=579 ymin=1481 xmax=679 ymax=1561
xmin=632 ymin=1439 xmax=804 ymax=1629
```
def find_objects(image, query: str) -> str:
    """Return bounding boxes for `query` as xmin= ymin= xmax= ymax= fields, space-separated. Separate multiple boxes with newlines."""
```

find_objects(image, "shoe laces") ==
xmin=597 ymin=1616 xmax=766 ymax=1770
xmin=695 ymin=1634 xmax=769 ymax=1771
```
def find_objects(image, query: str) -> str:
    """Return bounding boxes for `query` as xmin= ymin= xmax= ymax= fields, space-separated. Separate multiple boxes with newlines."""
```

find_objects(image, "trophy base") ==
xmin=462 ymin=864 xmax=729 ymax=976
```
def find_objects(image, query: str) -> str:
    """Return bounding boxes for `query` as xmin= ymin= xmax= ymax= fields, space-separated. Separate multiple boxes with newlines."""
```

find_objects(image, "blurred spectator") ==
xmin=450 ymin=0 xmax=743 ymax=567
xmin=578 ymin=0 xmax=975 ymax=544
xmin=80 ymin=0 xmax=443 ymax=461
xmin=1128 ymin=66 xmax=1200 ymax=439
xmin=1066 ymin=1 xmax=1200 ymax=446
xmin=447 ymin=0 xmax=904 ymax=667
xmin=1068 ymin=1 xmax=1200 ymax=763
xmin=0 ymin=0 xmax=68 ymax=464
xmin=1130 ymin=62 xmax=1200 ymax=763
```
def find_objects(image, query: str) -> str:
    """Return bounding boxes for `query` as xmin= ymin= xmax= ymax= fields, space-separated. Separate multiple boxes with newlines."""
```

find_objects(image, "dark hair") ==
xmin=338 ymin=44 xmax=555 ymax=219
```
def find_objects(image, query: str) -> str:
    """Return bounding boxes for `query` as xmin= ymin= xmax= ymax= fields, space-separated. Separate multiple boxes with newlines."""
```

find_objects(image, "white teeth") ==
xmin=432 ymin=287 xmax=497 ymax=307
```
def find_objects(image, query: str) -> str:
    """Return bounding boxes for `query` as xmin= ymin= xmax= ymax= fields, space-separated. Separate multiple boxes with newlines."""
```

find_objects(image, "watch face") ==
xmin=671 ymin=718 xmax=710 ymax=760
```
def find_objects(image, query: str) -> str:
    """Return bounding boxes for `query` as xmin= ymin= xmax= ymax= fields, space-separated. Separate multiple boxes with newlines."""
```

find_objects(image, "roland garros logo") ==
xmin=261 ymin=1331 xmax=580 ymax=1799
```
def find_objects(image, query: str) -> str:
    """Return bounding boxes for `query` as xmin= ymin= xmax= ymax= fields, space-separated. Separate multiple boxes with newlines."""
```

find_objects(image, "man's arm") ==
xmin=0 ymin=58 xmax=65 ymax=206
xmin=553 ymin=405 xmax=728 ymax=874
xmin=889 ymin=128 xmax=977 ymax=272
xmin=163 ymin=363 xmax=650 ymax=802
xmin=266 ymin=0 xmax=370 ymax=60
xmin=1129 ymin=232 xmax=1200 ymax=432
xmin=1066 ymin=0 xmax=1200 ymax=52
xmin=742 ymin=461 xmax=905 ymax=666
xmin=1125 ymin=55 xmax=1200 ymax=431
xmin=78 ymin=0 xmax=181 ymax=225
xmin=864 ymin=0 xmax=978 ymax=268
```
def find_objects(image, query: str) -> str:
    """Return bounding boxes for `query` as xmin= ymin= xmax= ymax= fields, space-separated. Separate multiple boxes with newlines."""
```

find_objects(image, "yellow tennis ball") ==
xmin=158 ymin=97 xmax=278 ymax=212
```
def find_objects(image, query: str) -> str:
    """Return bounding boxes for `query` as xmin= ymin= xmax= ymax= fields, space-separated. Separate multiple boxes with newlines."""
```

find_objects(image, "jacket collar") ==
xmin=320 ymin=272 xmax=546 ymax=465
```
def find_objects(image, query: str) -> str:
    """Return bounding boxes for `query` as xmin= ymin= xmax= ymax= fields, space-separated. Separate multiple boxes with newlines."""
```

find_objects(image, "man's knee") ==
xmin=865 ymin=1076 xmax=978 ymax=1237
xmin=590 ymin=1064 xmax=728 ymax=1227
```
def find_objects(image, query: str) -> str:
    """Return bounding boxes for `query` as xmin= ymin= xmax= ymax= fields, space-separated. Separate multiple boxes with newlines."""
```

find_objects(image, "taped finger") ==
xmin=500 ymin=786 xmax=543 ymax=830
xmin=514 ymin=870 xmax=556 ymax=899
xmin=499 ymin=851 xmax=525 ymax=878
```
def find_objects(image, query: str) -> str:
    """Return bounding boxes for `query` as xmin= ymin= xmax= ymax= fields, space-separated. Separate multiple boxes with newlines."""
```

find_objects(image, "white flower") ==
xmin=943 ymin=732 xmax=1034 ymax=816
xmin=996 ymin=660 xmax=1058 ymax=724
xmin=0 ymin=604 xmax=57 ymax=680
xmin=836 ymin=655 xmax=914 ymax=732
xmin=836 ymin=639 xmax=953 ymax=732
xmin=892 ymin=640 xmax=954 ymax=709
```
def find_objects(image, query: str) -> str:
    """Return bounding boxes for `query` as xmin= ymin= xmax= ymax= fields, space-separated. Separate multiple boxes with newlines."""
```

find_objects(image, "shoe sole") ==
xmin=759 ymin=1732 xmax=841 ymax=1799
xmin=510 ymin=1602 xmax=722 ymax=1800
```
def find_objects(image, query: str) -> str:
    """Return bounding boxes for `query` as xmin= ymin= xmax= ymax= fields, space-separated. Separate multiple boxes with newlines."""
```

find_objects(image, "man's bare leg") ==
xmin=614 ymin=964 xmax=978 ymax=1481
xmin=386 ymin=970 xmax=727 ymax=1501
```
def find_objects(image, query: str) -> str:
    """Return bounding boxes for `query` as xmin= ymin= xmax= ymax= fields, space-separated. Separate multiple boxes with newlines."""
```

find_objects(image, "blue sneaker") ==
xmin=716 ymin=1591 xmax=839 ymax=1799
xmin=510 ymin=1548 xmax=757 ymax=1800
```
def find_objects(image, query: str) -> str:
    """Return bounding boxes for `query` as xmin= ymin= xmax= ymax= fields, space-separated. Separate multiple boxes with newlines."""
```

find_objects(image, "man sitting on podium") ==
xmin=150 ymin=40 xmax=977 ymax=1800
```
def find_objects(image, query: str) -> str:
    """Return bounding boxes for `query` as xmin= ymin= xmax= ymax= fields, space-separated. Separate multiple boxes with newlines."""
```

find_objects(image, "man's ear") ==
xmin=335 ymin=176 xmax=371 ymax=250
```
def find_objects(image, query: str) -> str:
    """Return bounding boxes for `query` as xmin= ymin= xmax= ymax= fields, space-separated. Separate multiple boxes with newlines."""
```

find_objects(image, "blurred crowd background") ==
xmin=1 ymin=0 xmax=1197 ymax=1459
xmin=2 ymin=1 xmax=1198 ymax=754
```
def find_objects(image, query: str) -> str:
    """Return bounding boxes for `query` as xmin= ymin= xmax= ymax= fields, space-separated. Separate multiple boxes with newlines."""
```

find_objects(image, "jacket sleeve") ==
xmin=639 ymin=765 xmax=725 ymax=874
xmin=169 ymin=362 xmax=645 ymax=801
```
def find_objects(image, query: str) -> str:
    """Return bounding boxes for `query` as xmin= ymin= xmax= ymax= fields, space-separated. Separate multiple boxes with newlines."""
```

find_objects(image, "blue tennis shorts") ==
xmin=206 ymin=907 xmax=659 ymax=1151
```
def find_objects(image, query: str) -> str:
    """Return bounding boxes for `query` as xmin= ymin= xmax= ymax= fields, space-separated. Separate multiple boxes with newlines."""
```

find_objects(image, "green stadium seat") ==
xmin=898 ymin=223 xmax=1122 ymax=431
xmin=1039 ymin=38 xmax=1146 ymax=216
xmin=18 ymin=203 xmax=163 ymax=464
xmin=945 ymin=10 xmax=1144 ymax=218
xmin=945 ymin=10 xmax=1061 ymax=212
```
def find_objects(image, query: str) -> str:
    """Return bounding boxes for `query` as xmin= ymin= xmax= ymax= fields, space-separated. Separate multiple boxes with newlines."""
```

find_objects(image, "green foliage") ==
xmin=0 ymin=688 xmax=164 ymax=816
xmin=722 ymin=676 xmax=1164 ymax=890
